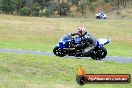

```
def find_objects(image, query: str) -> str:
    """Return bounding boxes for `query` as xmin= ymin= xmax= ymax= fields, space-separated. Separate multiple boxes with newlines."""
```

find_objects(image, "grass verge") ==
xmin=0 ymin=53 xmax=132 ymax=88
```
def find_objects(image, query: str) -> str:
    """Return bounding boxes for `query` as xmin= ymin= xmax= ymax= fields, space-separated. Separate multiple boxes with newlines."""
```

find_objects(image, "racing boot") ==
xmin=82 ymin=46 xmax=94 ymax=57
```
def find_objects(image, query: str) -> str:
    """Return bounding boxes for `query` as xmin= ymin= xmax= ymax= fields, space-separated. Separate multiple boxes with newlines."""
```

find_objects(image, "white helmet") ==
xmin=78 ymin=27 xmax=86 ymax=36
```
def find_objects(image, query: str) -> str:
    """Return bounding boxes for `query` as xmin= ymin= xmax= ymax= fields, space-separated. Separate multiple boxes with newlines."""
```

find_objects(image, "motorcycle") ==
xmin=53 ymin=34 xmax=110 ymax=60
xmin=96 ymin=13 xmax=107 ymax=19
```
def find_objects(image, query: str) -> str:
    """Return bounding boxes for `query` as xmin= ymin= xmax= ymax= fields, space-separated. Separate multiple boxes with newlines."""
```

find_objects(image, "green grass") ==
xmin=0 ymin=14 xmax=132 ymax=57
xmin=0 ymin=14 xmax=131 ymax=88
xmin=0 ymin=40 xmax=54 ymax=52
xmin=0 ymin=53 xmax=132 ymax=88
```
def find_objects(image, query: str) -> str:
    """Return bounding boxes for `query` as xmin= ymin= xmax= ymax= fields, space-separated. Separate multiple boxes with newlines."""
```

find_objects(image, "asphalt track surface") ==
xmin=0 ymin=48 xmax=132 ymax=63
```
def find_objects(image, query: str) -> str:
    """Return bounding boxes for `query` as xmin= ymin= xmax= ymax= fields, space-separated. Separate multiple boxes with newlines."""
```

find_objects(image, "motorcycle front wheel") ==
xmin=96 ymin=16 xmax=100 ymax=19
xmin=53 ymin=47 xmax=65 ymax=57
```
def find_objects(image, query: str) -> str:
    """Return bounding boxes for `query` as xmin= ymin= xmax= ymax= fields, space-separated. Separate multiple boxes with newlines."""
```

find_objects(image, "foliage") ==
xmin=68 ymin=0 xmax=79 ymax=5
xmin=19 ymin=6 xmax=31 ymax=16
xmin=47 ymin=1 xmax=57 ymax=13
xmin=0 ymin=0 xmax=15 ymax=14
xmin=0 ymin=0 xmax=131 ymax=17
xmin=57 ymin=2 xmax=70 ymax=16
xmin=31 ymin=3 xmax=41 ymax=16
xmin=79 ymin=3 xmax=86 ymax=15
xmin=43 ymin=9 xmax=52 ymax=17
xmin=89 ymin=3 xmax=96 ymax=12
xmin=85 ymin=0 xmax=93 ymax=5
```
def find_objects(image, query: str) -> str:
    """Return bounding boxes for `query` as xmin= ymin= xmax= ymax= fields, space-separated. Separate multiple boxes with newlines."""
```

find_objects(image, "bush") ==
xmin=89 ymin=4 xmax=96 ymax=12
xmin=43 ymin=9 xmax=52 ymax=17
xmin=19 ymin=7 xmax=31 ymax=16
xmin=68 ymin=0 xmax=79 ymax=5
xmin=57 ymin=2 xmax=70 ymax=16
xmin=85 ymin=0 xmax=93 ymax=5
xmin=31 ymin=3 xmax=41 ymax=16
xmin=80 ymin=3 xmax=86 ymax=15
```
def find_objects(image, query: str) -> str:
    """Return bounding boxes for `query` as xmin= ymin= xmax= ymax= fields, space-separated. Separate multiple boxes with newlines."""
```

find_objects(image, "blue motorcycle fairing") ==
xmin=56 ymin=36 xmax=110 ymax=49
xmin=74 ymin=37 xmax=81 ymax=43
xmin=96 ymin=39 xmax=110 ymax=48
xmin=56 ymin=37 xmax=81 ymax=48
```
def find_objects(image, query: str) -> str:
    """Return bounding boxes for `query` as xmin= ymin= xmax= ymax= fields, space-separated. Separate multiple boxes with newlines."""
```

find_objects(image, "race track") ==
xmin=0 ymin=48 xmax=132 ymax=63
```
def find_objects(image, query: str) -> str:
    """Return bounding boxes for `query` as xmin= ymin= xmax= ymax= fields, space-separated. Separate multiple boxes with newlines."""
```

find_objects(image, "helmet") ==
xmin=77 ymin=27 xmax=86 ymax=36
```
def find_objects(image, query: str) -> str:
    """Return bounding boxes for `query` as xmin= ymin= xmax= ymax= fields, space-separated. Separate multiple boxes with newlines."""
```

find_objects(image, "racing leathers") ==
xmin=71 ymin=32 xmax=97 ymax=56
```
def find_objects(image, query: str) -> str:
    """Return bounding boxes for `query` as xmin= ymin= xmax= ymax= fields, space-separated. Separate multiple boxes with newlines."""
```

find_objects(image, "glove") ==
xmin=75 ymin=44 xmax=83 ymax=50
xmin=68 ymin=32 xmax=72 ymax=36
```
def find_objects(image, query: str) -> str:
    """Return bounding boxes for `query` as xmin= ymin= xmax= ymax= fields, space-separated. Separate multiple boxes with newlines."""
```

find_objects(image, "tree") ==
xmin=57 ymin=2 xmax=70 ymax=16
xmin=68 ymin=0 xmax=79 ymax=5
xmin=121 ymin=0 xmax=128 ymax=8
xmin=116 ymin=0 xmax=130 ymax=9
xmin=25 ymin=0 xmax=35 ymax=8
xmin=80 ymin=3 xmax=85 ymax=16
xmin=1 ymin=0 xmax=15 ymax=14
xmin=31 ymin=3 xmax=41 ymax=16
xmin=104 ymin=0 xmax=108 ymax=3
xmin=48 ymin=1 xmax=57 ymax=13
xmin=14 ymin=0 xmax=27 ymax=11
xmin=85 ymin=0 xmax=93 ymax=5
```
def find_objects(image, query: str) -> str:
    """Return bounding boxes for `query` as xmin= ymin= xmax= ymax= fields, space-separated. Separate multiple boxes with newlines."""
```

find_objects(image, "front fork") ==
xmin=59 ymin=42 xmax=65 ymax=53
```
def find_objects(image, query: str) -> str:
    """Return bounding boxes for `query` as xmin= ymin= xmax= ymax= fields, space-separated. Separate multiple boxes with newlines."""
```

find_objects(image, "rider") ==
xmin=71 ymin=27 xmax=97 ymax=56
xmin=99 ymin=12 xmax=104 ymax=18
